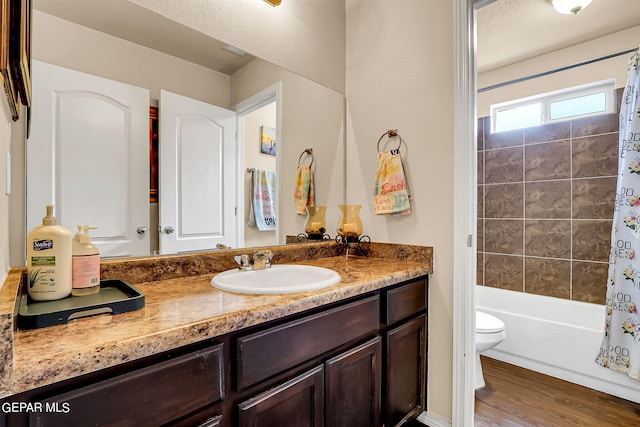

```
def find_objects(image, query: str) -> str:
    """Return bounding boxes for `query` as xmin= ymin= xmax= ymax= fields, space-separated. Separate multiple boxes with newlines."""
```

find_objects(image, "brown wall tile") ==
xmin=484 ymin=117 xmax=524 ymax=149
xmin=484 ymin=253 xmax=524 ymax=291
xmin=479 ymin=110 xmax=619 ymax=303
xmin=477 ymin=219 xmax=484 ymax=252
xmin=524 ymin=121 xmax=570 ymax=144
xmin=572 ymin=220 xmax=612 ymax=262
xmin=485 ymin=183 xmax=524 ymax=218
xmin=477 ymin=117 xmax=484 ymax=151
xmin=485 ymin=147 xmax=523 ymax=183
xmin=485 ymin=219 xmax=524 ymax=255
xmin=572 ymin=133 xmax=618 ymax=178
xmin=525 ymin=140 xmax=571 ymax=181
xmin=525 ymin=181 xmax=571 ymax=219
xmin=477 ymin=252 xmax=484 ymax=286
xmin=525 ymin=220 xmax=571 ymax=258
xmin=572 ymin=177 xmax=616 ymax=219
xmin=615 ymin=87 xmax=624 ymax=114
xmin=478 ymin=185 xmax=484 ymax=219
xmin=572 ymin=261 xmax=608 ymax=304
xmin=524 ymin=257 xmax=570 ymax=299
xmin=571 ymin=113 xmax=618 ymax=137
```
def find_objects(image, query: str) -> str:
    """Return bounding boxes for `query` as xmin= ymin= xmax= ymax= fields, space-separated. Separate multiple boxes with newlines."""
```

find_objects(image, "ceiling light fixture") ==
xmin=263 ymin=0 xmax=281 ymax=6
xmin=552 ymin=0 xmax=592 ymax=14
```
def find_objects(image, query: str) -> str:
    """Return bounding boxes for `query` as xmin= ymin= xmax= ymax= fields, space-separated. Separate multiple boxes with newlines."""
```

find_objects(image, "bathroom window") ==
xmin=491 ymin=79 xmax=615 ymax=133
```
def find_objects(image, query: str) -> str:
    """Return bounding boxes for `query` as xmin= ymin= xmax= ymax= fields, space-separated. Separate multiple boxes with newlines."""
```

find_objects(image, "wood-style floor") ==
xmin=474 ymin=356 xmax=640 ymax=426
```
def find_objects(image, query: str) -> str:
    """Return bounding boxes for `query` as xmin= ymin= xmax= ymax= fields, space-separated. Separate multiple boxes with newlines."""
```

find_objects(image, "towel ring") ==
xmin=377 ymin=129 xmax=402 ymax=153
xmin=298 ymin=148 xmax=315 ymax=169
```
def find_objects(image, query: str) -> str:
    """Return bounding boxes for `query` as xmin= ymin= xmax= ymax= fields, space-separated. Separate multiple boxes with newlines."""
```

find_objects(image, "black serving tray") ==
xmin=17 ymin=279 xmax=145 ymax=330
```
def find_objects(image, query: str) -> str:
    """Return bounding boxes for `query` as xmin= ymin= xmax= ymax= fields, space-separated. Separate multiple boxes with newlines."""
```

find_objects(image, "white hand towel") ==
xmin=248 ymin=169 xmax=277 ymax=231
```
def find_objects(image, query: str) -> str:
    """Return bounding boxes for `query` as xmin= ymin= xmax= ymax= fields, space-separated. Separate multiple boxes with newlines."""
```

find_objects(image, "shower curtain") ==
xmin=596 ymin=48 xmax=640 ymax=381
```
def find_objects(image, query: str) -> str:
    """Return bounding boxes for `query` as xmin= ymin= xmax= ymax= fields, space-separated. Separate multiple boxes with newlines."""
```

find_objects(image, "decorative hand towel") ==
xmin=248 ymin=169 xmax=277 ymax=231
xmin=294 ymin=149 xmax=315 ymax=215
xmin=373 ymin=130 xmax=411 ymax=215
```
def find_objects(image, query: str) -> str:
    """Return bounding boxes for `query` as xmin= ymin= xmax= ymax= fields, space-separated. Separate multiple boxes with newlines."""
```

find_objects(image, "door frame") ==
xmin=233 ymin=82 xmax=282 ymax=248
xmin=452 ymin=1 xmax=495 ymax=426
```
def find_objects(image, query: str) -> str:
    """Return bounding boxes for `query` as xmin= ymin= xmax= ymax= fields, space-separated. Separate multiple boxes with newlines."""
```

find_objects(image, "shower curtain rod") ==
xmin=478 ymin=47 xmax=638 ymax=93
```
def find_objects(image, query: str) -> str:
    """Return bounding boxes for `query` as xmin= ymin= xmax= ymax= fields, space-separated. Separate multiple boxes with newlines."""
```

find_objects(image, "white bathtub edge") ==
xmin=477 ymin=287 xmax=640 ymax=404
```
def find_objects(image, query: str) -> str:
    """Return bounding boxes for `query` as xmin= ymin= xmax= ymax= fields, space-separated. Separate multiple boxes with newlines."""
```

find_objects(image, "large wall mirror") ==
xmin=23 ymin=0 xmax=345 ymax=259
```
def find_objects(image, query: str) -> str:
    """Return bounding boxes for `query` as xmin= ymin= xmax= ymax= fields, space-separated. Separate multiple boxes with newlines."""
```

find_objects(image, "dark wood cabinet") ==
xmin=29 ymin=343 xmax=224 ymax=427
xmin=3 ymin=276 xmax=428 ymax=427
xmin=238 ymin=366 xmax=325 ymax=427
xmin=385 ymin=314 xmax=427 ymax=427
xmin=325 ymin=337 xmax=382 ymax=427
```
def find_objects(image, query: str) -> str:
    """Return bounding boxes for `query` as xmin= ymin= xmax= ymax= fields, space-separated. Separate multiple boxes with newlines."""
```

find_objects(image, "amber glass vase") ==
xmin=336 ymin=204 xmax=363 ymax=243
xmin=304 ymin=206 xmax=327 ymax=240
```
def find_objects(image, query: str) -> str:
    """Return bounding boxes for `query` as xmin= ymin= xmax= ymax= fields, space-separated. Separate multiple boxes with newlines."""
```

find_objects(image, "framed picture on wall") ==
xmin=10 ymin=0 xmax=32 ymax=108
xmin=149 ymin=106 xmax=159 ymax=203
xmin=260 ymin=125 xmax=276 ymax=156
xmin=0 ymin=0 xmax=19 ymax=120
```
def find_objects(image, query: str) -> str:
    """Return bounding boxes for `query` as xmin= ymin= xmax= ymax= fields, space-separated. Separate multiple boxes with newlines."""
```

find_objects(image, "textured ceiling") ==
xmin=33 ymin=0 xmax=255 ymax=75
xmin=477 ymin=0 xmax=640 ymax=73
xmin=35 ymin=0 xmax=640 ymax=76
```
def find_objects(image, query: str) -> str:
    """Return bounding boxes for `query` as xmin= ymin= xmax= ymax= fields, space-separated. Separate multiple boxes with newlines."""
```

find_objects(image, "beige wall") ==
xmin=243 ymin=102 xmax=277 ymax=248
xmin=231 ymin=59 xmax=346 ymax=244
xmin=129 ymin=0 xmax=346 ymax=94
xmin=0 ymin=94 xmax=13 ymax=286
xmin=33 ymin=11 xmax=231 ymax=107
xmin=346 ymin=0 xmax=454 ymax=421
xmin=478 ymin=25 xmax=640 ymax=116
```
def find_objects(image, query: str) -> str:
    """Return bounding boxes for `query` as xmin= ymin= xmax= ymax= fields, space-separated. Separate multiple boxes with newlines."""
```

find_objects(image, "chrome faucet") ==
xmin=252 ymin=250 xmax=273 ymax=270
xmin=233 ymin=250 xmax=273 ymax=271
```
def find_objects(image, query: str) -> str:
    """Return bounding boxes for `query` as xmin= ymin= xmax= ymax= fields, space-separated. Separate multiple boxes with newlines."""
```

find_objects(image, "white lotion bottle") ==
xmin=72 ymin=225 xmax=101 ymax=296
xmin=27 ymin=205 xmax=73 ymax=301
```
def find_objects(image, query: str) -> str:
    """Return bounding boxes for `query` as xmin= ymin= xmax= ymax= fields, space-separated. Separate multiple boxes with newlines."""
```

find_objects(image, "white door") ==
xmin=159 ymin=90 xmax=237 ymax=254
xmin=27 ymin=61 xmax=150 ymax=257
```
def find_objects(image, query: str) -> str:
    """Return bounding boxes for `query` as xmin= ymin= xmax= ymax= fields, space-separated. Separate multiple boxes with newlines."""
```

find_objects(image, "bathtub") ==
xmin=476 ymin=286 xmax=640 ymax=403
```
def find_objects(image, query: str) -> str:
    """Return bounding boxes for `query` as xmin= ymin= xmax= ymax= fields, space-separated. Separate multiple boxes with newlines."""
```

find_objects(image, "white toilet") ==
xmin=475 ymin=311 xmax=506 ymax=389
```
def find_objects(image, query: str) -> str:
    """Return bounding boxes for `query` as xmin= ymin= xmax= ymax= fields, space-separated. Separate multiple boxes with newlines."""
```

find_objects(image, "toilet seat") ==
xmin=476 ymin=311 xmax=505 ymax=334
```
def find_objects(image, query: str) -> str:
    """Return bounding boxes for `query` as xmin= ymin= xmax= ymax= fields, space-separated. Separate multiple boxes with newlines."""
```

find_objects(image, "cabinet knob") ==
xmin=136 ymin=226 xmax=148 ymax=235
xmin=163 ymin=226 xmax=175 ymax=235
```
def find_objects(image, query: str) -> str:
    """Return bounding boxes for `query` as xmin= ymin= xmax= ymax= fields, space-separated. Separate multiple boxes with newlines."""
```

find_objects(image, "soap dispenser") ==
xmin=27 ymin=205 xmax=73 ymax=301
xmin=72 ymin=225 xmax=101 ymax=296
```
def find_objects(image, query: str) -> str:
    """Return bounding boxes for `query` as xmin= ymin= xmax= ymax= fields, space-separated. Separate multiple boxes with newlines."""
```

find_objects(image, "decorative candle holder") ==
xmin=335 ymin=204 xmax=370 ymax=256
xmin=297 ymin=206 xmax=331 ymax=242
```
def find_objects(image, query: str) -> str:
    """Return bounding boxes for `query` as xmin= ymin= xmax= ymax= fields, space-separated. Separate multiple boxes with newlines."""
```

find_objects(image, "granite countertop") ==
xmin=0 ymin=242 xmax=433 ymax=398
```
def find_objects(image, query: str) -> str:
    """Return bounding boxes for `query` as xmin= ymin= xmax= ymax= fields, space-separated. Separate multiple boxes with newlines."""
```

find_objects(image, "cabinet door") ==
xmin=30 ymin=344 xmax=224 ymax=427
xmin=326 ymin=337 xmax=382 ymax=427
xmin=385 ymin=315 xmax=426 ymax=427
xmin=238 ymin=366 xmax=324 ymax=427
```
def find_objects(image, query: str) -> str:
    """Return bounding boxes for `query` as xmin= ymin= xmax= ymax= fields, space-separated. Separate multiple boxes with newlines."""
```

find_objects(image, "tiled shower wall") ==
xmin=477 ymin=89 xmax=623 ymax=304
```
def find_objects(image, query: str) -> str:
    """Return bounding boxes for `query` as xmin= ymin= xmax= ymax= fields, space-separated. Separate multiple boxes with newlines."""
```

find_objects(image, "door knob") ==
xmin=163 ymin=226 xmax=175 ymax=234
xmin=136 ymin=226 xmax=148 ymax=235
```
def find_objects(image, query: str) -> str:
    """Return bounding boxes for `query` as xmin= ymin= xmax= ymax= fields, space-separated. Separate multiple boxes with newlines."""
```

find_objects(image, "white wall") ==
xmin=346 ymin=0 xmax=454 ymax=421
xmin=128 ymin=0 xmax=346 ymax=94
xmin=243 ymin=102 xmax=277 ymax=248
xmin=478 ymin=25 xmax=640 ymax=116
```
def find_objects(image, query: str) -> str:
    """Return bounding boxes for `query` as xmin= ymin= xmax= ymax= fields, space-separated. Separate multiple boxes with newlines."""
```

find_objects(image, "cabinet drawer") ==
xmin=237 ymin=295 xmax=379 ymax=389
xmin=31 ymin=344 xmax=224 ymax=427
xmin=385 ymin=279 xmax=426 ymax=325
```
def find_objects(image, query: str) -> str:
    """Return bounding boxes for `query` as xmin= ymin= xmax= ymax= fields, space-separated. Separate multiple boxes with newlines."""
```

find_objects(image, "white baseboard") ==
xmin=417 ymin=410 xmax=452 ymax=427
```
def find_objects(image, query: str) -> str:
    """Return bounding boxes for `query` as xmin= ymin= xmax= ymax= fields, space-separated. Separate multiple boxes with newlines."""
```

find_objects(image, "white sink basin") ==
xmin=211 ymin=264 xmax=340 ymax=294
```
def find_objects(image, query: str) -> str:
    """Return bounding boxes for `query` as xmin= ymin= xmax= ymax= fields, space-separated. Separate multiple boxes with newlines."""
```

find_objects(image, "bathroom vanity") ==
xmin=0 ymin=242 xmax=432 ymax=427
